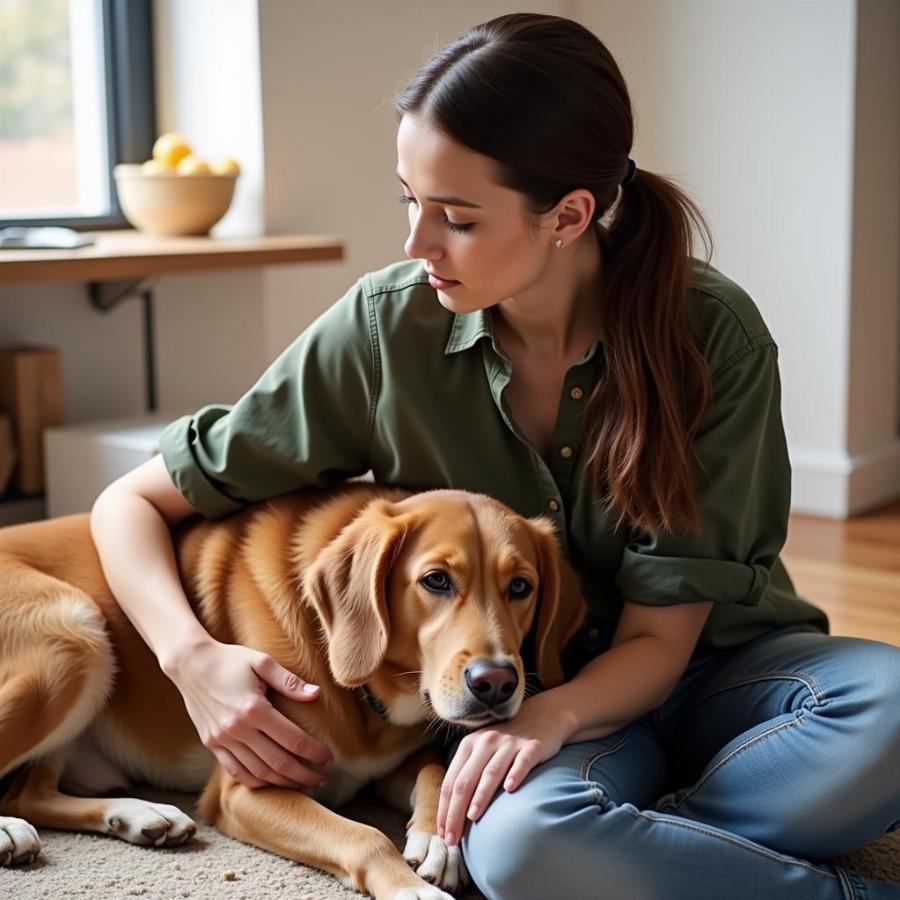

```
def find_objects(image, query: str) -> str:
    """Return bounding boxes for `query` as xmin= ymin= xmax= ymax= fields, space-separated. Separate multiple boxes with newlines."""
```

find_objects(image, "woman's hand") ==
xmin=437 ymin=692 xmax=571 ymax=846
xmin=162 ymin=638 xmax=334 ymax=789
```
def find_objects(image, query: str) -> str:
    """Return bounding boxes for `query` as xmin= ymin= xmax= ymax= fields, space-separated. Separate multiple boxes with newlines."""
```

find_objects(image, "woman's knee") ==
xmin=827 ymin=639 xmax=900 ymax=745
xmin=765 ymin=640 xmax=900 ymax=857
xmin=461 ymin=772 xmax=636 ymax=900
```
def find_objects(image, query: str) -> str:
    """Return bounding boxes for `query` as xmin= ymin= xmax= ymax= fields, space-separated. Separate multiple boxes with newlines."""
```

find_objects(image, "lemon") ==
xmin=141 ymin=159 xmax=173 ymax=174
xmin=176 ymin=155 xmax=211 ymax=175
xmin=153 ymin=132 xmax=192 ymax=167
xmin=210 ymin=157 xmax=241 ymax=176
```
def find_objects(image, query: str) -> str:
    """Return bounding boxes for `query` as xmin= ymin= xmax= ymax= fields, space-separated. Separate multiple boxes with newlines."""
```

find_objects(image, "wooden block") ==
xmin=0 ymin=346 xmax=64 ymax=493
xmin=0 ymin=413 xmax=16 ymax=494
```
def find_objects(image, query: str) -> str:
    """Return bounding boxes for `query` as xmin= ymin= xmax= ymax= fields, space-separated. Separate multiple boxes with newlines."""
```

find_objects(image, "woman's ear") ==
xmin=303 ymin=499 xmax=408 ymax=687
xmin=528 ymin=517 xmax=587 ymax=689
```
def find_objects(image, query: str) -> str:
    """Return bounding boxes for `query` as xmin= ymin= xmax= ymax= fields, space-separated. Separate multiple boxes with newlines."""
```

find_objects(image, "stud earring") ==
xmin=554 ymin=239 xmax=563 ymax=249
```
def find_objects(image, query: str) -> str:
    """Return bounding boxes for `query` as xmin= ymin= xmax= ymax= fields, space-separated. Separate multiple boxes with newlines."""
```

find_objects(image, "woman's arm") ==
xmin=558 ymin=599 xmax=714 ymax=744
xmin=436 ymin=599 xmax=713 ymax=845
xmin=90 ymin=453 xmax=333 ymax=788
xmin=90 ymin=454 xmax=211 ymax=659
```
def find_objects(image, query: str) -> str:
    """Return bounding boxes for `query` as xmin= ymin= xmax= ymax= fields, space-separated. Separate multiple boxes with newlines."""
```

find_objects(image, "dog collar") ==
xmin=359 ymin=683 xmax=389 ymax=719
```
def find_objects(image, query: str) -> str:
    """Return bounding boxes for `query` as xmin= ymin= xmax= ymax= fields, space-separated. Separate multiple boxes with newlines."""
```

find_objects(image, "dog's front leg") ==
xmin=208 ymin=768 xmax=455 ymax=900
xmin=373 ymin=747 xmax=469 ymax=895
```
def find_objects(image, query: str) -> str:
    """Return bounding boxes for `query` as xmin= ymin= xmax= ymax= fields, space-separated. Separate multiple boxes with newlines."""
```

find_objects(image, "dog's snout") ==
xmin=464 ymin=659 xmax=519 ymax=708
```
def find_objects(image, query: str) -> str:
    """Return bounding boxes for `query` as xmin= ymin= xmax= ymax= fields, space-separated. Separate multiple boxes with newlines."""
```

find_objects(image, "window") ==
xmin=0 ymin=0 xmax=155 ymax=229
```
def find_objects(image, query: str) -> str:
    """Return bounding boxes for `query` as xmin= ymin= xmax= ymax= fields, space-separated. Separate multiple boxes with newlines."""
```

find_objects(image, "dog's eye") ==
xmin=420 ymin=571 xmax=453 ymax=594
xmin=509 ymin=578 xmax=533 ymax=600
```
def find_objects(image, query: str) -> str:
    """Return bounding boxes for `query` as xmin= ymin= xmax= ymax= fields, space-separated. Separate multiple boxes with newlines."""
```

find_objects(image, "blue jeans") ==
xmin=454 ymin=626 xmax=900 ymax=899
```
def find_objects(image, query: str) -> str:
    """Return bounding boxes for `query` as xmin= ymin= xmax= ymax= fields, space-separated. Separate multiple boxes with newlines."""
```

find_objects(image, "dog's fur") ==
xmin=0 ymin=482 xmax=585 ymax=899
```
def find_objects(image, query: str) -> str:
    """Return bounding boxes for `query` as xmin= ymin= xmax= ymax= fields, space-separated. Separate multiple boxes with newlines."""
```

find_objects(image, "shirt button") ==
xmin=570 ymin=387 xmax=583 ymax=400
xmin=560 ymin=445 xmax=573 ymax=459
xmin=587 ymin=627 xmax=601 ymax=641
xmin=548 ymin=499 xmax=560 ymax=512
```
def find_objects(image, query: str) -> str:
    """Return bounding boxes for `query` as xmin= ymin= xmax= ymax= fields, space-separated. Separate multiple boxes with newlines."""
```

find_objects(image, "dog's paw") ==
xmin=402 ymin=830 xmax=469 ymax=894
xmin=391 ymin=888 xmax=456 ymax=900
xmin=0 ymin=816 xmax=42 ymax=866
xmin=104 ymin=798 xmax=196 ymax=847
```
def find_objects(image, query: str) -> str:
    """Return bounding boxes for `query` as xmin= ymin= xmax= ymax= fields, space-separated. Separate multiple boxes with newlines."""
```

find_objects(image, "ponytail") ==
xmin=588 ymin=168 xmax=713 ymax=532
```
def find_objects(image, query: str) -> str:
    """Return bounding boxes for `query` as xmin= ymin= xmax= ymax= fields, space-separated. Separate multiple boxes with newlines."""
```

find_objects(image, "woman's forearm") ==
xmin=547 ymin=634 xmax=690 ymax=744
xmin=90 ymin=491 xmax=212 ymax=672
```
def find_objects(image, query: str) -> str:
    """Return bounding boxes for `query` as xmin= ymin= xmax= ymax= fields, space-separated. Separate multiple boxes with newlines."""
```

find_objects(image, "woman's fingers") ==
xmin=465 ymin=745 xmax=518 ymax=822
xmin=252 ymin=654 xmax=322 ymax=703
xmin=248 ymin=654 xmax=334 ymax=770
xmin=259 ymin=704 xmax=334 ymax=769
xmin=211 ymin=746 xmax=267 ymax=788
xmin=240 ymin=728 xmax=329 ymax=788
xmin=437 ymin=739 xmax=473 ymax=840
xmin=224 ymin=739 xmax=301 ymax=788
xmin=441 ymin=742 xmax=516 ymax=846
xmin=499 ymin=747 xmax=537 ymax=793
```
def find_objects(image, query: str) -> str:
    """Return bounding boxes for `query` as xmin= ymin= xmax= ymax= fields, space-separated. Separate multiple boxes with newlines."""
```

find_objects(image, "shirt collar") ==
xmin=444 ymin=306 xmax=496 ymax=355
xmin=444 ymin=305 xmax=602 ymax=365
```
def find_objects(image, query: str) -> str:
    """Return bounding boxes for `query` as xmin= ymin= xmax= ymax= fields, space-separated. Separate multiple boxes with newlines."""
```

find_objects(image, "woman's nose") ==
xmin=404 ymin=217 xmax=443 ymax=261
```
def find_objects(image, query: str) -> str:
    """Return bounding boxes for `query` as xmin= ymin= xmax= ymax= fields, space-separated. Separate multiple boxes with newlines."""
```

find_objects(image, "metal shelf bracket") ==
xmin=85 ymin=278 xmax=160 ymax=412
xmin=87 ymin=276 xmax=158 ymax=312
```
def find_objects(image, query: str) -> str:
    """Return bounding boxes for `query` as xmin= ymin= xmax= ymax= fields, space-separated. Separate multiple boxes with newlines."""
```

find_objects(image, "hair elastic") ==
xmin=621 ymin=158 xmax=637 ymax=187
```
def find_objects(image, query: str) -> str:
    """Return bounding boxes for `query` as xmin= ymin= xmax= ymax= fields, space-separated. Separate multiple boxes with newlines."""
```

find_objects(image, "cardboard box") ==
xmin=0 ymin=346 xmax=64 ymax=493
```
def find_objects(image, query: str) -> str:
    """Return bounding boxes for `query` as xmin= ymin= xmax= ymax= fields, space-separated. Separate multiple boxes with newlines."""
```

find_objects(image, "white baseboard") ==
xmin=790 ymin=439 xmax=900 ymax=517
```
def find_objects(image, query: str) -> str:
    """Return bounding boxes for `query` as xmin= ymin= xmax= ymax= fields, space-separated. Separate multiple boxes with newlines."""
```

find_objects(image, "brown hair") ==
xmin=394 ymin=13 xmax=713 ymax=533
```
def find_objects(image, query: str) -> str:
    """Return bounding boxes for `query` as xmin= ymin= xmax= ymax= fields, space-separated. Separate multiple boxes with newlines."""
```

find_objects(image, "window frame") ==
xmin=0 ymin=0 xmax=156 ymax=230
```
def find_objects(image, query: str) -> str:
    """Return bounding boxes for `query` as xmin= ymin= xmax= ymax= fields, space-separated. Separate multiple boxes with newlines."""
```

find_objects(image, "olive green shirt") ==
xmin=159 ymin=257 xmax=829 ymax=659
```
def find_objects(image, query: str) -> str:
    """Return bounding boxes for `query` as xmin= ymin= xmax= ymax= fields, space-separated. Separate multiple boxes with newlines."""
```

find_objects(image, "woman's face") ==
xmin=396 ymin=114 xmax=552 ymax=314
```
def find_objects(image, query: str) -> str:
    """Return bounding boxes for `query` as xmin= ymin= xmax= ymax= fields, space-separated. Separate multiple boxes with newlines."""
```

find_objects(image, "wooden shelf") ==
xmin=0 ymin=228 xmax=346 ymax=419
xmin=0 ymin=229 xmax=344 ymax=285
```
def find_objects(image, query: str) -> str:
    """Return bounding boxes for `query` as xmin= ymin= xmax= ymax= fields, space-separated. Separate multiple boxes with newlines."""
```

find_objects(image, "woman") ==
xmin=91 ymin=13 xmax=900 ymax=899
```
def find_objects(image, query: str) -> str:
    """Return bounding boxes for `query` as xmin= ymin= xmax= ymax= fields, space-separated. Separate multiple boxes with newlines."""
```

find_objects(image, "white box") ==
xmin=43 ymin=412 xmax=190 ymax=518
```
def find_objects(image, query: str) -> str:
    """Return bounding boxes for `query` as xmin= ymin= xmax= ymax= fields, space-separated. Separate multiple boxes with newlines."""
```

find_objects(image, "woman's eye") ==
xmin=397 ymin=194 xmax=474 ymax=234
xmin=420 ymin=571 xmax=454 ymax=594
xmin=509 ymin=578 xmax=533 ymax=601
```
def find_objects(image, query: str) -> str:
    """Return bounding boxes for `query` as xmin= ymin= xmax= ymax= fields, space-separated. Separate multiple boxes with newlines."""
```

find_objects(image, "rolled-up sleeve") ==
xmin=158 ymin=277 xmax=377 ymax=520
xmin=615 ymin=341 xmax=789 ymax=607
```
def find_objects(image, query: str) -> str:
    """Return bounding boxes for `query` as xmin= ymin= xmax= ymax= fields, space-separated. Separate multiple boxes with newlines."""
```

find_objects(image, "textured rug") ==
xmin=5 ymin=785 xmax=899 ymax=898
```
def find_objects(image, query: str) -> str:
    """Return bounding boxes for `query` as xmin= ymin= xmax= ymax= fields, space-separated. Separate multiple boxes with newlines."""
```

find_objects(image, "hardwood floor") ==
xmin=783 ymin=500 xmax=900 ymax=646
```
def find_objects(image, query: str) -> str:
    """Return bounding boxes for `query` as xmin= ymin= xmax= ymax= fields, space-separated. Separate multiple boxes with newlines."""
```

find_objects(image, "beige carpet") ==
xmin=5 ymin=785 xmax=899 ymax=898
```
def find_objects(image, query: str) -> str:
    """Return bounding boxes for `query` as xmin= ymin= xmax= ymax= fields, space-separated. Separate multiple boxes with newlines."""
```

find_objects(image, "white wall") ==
xmin=2 ymin=0 xmax=897 ymax=516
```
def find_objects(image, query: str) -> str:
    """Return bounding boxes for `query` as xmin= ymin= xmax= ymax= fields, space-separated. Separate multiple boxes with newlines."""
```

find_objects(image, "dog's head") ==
xmin=303 ymin=489 xmax=586 ymax=729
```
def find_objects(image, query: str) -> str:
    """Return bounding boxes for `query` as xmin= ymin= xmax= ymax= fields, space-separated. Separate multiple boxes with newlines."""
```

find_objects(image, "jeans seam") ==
xmin=692 ymin=671 xmax=826 ymax=708
xmin=579 ymin=729 xmax=632 ymax=784
xmin=834 ymin=865 xmax=865 ymax=900
xmin=626 ymin=807 xmax=845 ymax=881
xmin=664 ymin=714 xmax=807 ymax=810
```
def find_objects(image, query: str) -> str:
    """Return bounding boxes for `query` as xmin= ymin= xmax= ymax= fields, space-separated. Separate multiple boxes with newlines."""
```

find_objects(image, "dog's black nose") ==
xmin=464 ymin=659 xmax=519 ymax=708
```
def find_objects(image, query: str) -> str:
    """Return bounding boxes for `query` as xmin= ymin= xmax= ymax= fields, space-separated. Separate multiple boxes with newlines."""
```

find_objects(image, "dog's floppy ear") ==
xmin=303 ymin=498 xmax=408 ymax=688
xmin=528 ymin=517 xmax=587 ymax=690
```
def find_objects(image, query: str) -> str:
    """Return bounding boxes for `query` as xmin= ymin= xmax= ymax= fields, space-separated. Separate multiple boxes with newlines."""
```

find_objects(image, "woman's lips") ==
xmin=428 ymin=273 xmax=461 ymax=290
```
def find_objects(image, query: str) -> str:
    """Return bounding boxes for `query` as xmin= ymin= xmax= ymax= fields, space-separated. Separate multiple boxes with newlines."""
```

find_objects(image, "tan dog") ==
xmin=0 ymin=482 xmax=585 ymax=899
